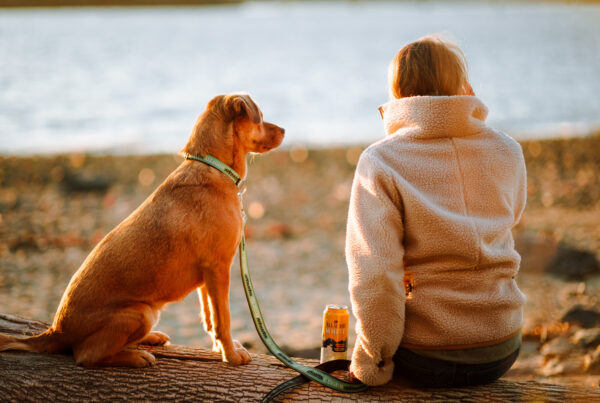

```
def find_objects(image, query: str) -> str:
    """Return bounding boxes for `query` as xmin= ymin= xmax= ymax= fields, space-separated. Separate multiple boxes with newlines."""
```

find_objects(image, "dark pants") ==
xmin=393 ymin=347 xmax=520 ymax=388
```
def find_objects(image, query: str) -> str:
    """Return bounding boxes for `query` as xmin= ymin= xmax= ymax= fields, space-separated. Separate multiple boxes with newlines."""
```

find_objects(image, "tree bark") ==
xmin=1 ymin=313 xmax=598 ymax=402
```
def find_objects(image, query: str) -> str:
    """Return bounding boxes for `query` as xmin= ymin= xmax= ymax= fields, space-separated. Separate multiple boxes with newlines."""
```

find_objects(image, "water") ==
xmin=1 ymin=1 xmax=599 ymax=154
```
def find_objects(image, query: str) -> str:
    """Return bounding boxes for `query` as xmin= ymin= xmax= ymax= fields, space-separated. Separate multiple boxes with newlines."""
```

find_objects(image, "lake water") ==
xmin=1 ymin=1 xmax=599 ymax=154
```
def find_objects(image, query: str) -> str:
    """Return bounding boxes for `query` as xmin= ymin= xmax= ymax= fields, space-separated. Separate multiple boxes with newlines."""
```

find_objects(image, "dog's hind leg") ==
xmin=73 ymin=303 xmax=158 ymax=368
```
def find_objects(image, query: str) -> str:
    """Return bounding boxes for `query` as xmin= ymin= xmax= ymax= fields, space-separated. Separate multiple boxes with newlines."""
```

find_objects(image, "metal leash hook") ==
xmin=238 ymin=185 xmax=247 ymax=225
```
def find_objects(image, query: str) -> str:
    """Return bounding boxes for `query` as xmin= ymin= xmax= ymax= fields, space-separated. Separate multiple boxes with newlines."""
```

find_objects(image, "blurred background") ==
xmin=1 ymin=0 xmax=599 ymax=389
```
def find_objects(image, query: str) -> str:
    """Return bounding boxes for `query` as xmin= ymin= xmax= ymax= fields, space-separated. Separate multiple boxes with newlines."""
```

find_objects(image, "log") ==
xmin=1 ymin=314 xmax=598 ymax=402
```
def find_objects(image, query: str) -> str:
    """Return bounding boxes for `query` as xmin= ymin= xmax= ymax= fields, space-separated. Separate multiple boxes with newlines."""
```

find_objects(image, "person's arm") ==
xmin=346 ymin=151 xmax=406 ymax=386
xmin=513 ymin=149 xmax=527 ymax=226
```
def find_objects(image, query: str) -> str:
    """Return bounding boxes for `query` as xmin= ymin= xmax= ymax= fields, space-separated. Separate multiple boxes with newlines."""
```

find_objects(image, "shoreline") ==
xmin=2 ymin=134 xmax=599 ymax=211
xmin=1 ymin=129 xmax=598 ymax=158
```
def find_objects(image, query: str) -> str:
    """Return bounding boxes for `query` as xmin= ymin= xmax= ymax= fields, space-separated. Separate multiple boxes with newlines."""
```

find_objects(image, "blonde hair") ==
xmin=388 ymin=34 xmax=469 ymax=99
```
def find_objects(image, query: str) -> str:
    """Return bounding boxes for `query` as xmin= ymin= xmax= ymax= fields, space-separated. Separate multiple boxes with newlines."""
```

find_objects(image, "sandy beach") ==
xmin=1 ymin=134 xmax=599 ymax=388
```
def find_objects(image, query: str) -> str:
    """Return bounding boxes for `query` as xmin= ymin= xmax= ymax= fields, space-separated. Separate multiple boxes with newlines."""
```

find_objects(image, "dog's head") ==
xmin=183 ymin=93 xmax=284 ymax=162
xmin=225 ymin=94 xmax=285 ymax=154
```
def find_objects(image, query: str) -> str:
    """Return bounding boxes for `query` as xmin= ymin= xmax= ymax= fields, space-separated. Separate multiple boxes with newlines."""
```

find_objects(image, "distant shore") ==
xmin=2 ymin=0 xmax=600 ymax=7
xmin=0 ymin=0 xmax=241 ymax=7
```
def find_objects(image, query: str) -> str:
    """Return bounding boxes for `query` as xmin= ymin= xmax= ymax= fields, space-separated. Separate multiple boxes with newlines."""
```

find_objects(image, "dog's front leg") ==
xmin=204 ymin=267 xmax=251 ymax=365
xmin=197 ymin=285 xmax=219 ymax=353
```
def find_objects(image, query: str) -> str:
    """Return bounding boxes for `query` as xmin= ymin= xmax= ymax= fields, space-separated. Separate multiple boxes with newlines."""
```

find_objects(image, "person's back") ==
xmin=346 ymin=35 xmax=527 ymax=387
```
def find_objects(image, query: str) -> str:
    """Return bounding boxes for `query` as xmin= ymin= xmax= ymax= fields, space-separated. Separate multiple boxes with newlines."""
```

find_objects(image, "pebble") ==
xmin=540 ymin=335 xmax=579 ymax=357
xmin=584 ymin=348 xmax=600 ymax=374
xmin=571 ymin=328 xmax=600 ymax=349
xmin=546 ymin=245 xmax=600 ymax=280
xmin=538 ymin=356 xmax=585 ymax=376
xmin=562 ymin=306 xmax=600 ymax=329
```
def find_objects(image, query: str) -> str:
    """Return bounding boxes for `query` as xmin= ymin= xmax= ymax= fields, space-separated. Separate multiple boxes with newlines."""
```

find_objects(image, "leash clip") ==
xmin=238 ymin=186 xmax=247 ymax=225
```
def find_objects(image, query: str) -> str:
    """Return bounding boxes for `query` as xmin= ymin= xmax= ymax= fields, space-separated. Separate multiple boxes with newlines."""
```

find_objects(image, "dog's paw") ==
xmin=224 ymin=340 xmax=252 ymax=365
xmin=132 ymin=350 xmax=157 ymax=368
xmin=103 ymin=350 xmax=156 ymax=368
xmin=139 ymin=331 xmax=170 ymax=346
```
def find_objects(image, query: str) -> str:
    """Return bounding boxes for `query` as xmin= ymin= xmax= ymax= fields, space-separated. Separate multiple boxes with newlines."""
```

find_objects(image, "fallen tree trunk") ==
xmin=1 ymin=313 xmax=598 ymax=402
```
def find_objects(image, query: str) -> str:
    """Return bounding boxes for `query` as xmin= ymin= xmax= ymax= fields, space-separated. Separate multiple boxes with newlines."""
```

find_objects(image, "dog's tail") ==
xmin=0 ymin=329 xmax=66 ymax=353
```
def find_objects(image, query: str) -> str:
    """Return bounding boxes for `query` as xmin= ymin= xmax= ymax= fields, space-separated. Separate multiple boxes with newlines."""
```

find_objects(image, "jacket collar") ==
xmin=380 ymin=95 xmax=489 ymax=139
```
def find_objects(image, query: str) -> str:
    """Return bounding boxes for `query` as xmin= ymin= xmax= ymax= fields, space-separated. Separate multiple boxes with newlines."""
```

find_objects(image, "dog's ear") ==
xmin=226 ymin=94 xmax=261 ymax=123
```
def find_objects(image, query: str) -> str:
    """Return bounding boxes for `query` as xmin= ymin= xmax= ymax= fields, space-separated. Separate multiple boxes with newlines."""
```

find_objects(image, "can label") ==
xmin=320 ymin=304 xmax=349 ymax=363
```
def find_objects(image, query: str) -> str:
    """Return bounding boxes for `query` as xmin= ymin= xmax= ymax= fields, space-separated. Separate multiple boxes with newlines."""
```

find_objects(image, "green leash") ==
xmin=239 ymin=234 xmax=367 ymax=397
xmin=184 ymin=153 xmax=368 ymax=399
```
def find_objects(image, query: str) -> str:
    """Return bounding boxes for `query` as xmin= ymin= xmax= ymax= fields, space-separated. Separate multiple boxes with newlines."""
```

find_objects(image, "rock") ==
xmin=546 ymin=245 xmax=600 ymax=280
xmin=62 ymin=172 xmax=112 ymax=193
xmin=538 ymin=356 xmax=586 ymax=376
xmin=537 ymin=334 xmax=591 ymax=377
xmin=514 ymin=234 xmax=600 ymax=280
xmin=514 ymin=233 xmax=559 ymax=275
xmin=540 ymin=336 xmax=578 ymax=357
xmin=265 ymin=222 xmax=294 ymax=239
xmin=562 ymin=306 xmax=600 ymax=329
xmin=571 ymin=328 xmax=600 ymax=348
xmin=584 ymin=348 xmax=600 ymax=374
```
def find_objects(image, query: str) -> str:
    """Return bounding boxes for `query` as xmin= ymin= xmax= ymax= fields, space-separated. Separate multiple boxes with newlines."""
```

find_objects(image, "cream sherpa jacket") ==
xmin=346 ymin=95 xmax=527 ymax=386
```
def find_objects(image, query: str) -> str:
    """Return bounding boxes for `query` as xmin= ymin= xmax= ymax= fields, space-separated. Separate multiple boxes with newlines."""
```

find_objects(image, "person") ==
xmin=346 ymin=34 xmax=527 ymax=387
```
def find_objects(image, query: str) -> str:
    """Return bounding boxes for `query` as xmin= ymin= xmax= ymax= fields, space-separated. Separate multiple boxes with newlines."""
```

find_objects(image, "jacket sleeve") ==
xmin=346 ymin=150 xmax=406 ymax=386
xmin=513 ymin=147 xmax=527 ymax=226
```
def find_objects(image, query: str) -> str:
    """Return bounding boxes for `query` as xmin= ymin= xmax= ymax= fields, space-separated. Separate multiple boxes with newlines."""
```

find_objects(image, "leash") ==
xmin=239 ymin=232 xmax=368 ymax=401
xmin=184 ymin=153 xmax=368 ymax=401
xmin=261 ymin=359 xmax=354 ymax=402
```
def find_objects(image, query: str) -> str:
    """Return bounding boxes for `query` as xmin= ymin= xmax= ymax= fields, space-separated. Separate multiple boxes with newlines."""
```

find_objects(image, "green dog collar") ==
xmin=184 ymin=153 xmax=241 ymax=186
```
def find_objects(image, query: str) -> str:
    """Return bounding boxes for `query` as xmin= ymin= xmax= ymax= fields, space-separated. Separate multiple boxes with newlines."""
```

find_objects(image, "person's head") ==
xmin=388 ymin=34 xmax=473 ymax=99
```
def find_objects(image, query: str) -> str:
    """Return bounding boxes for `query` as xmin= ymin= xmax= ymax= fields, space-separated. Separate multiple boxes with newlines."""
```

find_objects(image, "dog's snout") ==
xmin=280 ymin=127 xmax=285 ymax=135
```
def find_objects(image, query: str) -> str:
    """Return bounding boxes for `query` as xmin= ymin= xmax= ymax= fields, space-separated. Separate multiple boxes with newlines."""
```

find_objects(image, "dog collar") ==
xmin=183 ymin=153 xmax=241 ymax=186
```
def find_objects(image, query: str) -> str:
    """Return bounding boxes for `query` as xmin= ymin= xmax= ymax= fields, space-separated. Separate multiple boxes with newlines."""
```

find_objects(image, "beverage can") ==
xmin=320 ymin=304 xmax=349 ymax=363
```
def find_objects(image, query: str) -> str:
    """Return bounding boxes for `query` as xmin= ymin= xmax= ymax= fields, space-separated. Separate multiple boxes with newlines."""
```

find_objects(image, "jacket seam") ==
xmin=450 ymin=137 xmax=481 ymax=268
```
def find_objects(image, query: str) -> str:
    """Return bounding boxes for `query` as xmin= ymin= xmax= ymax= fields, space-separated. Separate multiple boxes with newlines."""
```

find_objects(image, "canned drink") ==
xmin=320 ymin=304 xmax=349 ymax=363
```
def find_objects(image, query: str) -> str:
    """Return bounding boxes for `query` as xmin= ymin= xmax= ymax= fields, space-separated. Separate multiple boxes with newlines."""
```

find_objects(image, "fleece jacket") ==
xmin=346 ymin=95 xmax=527 ymax=386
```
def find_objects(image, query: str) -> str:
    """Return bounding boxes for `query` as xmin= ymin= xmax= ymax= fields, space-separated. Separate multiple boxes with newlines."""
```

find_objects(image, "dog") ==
xmin=0 ymin=93 xmax=284 ymax=368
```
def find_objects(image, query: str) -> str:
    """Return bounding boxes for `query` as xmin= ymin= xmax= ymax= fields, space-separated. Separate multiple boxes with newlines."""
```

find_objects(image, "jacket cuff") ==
xmin=350 ymin=338 xmax=394 ymax=386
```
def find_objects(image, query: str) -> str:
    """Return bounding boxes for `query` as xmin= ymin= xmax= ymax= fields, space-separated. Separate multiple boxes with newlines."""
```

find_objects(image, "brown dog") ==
xmin=0 ymin=93 xmax=284 ymax=367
